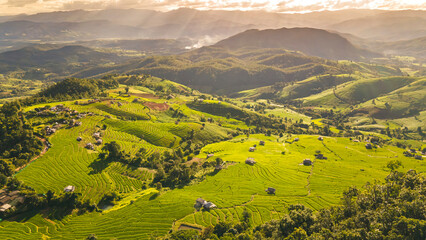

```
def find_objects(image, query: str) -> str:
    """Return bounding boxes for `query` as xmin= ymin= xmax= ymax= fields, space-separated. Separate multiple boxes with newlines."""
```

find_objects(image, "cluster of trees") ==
xmin=0 ymin=102 xmax=42 ymax=179
xmin=166 ymin=170 xmax=425 ymax=239
xmin=0 ymin=179 xmax=97 ymax=219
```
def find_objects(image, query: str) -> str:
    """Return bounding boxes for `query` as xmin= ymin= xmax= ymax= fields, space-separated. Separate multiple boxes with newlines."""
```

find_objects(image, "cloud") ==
xmin=7 ymin=0 xmax=38 ymax=7
xmin=1 ymin=0 xmax=426 ymax=15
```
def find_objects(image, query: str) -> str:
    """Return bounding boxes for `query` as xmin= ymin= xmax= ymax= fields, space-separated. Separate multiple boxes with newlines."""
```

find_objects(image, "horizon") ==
xmin=1 ymin=0 xmax=425 ymax=16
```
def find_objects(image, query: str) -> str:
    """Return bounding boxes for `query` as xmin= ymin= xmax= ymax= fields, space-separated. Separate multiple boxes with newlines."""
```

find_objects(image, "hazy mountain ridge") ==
xmin=215 ymin=27 xmax=381 ymax=60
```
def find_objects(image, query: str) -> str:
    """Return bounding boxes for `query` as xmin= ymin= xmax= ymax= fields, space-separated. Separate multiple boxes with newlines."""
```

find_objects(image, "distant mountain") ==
xmin=214 ymin=27 xmax=381 ymax=60
xmin=0 ymin=20 xmax=142 ymax=40
xmin=77 ymin=39 xmax=193 ymax=55
xmin=0 ymin=45 xmax=124 ymax=79
xmin=328 ymin=11 xmax=426 ymax=41
xmin=69 ymin=47 xmax=353 ymax=94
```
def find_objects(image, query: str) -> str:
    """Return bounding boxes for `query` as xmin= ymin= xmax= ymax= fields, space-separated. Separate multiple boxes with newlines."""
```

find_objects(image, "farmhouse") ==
xmin=245 ymin=157 xmax=256 ymax=165
xmin=294 ymin=137 xmax=299 ymax=142
xmin=85 ymin=143 xmax=94 ymax=150
xmin=414 ymin=155 xmax=423 ymax=160
xmin=196 ymin=198 xmax=206 ymax=206
xmin=76 ymin=137 xmax=82 ymax=141
xmin=266 ymin=187 xmax=276 ymax=195
xmin=259 ymin=140 xmax=265 ymax=146
xmin=93 ymin=132 xmax=101 ymax=139
xmin=207 ymin=154 xmax=214 ymax=158
xmin=318 ymin=136 xmax=323 ymax=141
xmin=365 ymin=143 xmax=372 ymax=149
xmin=303 ymin=159 xmax=312 ymax=166
xmin=96 ymin=139 xmax=103 ymax=145
xmin=203 ymin=202 xmax=217 ymax=209
xmin=410 ymin=149 xmax=417 ymax=153
xmin=249 ymin=147 xmax=256 ymax=152
xmin=64 ymin=185 xmax=75 ymax=192
xmin=0 ymin=204 xmax=12 ymax=212
xmin=117 ymin=102 xmax=123 ymax=107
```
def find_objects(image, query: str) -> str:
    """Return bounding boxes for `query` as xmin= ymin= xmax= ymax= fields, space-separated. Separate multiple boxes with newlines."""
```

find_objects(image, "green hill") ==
xmin=214 ymin=27 xmax=381 ymax=60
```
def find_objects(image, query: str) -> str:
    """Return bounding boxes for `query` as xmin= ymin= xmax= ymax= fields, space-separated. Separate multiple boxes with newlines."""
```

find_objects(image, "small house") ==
xmin=410 ymin=149 xmax=417 ymax=153
xmin=64 ymin=185 xmax=75 ymax=193
xmin=266 ymin=187 xmax=276 ymax=195
xmin=353 ymin=139 xmax=360 ymax=142
xmin=207 ymin=154 xmax=214 ymax=159
xmin=75 ymin=121 xmax=82 ymax=126
xmin=259 ymin=141 xmax=265 ymax=146
xmin=245 ymin=158 xmax=256 ymax=165
xmin=315 ymin=154 xmax=324 ymax=159
xmin=96 ymin=139 xmax=103 ymax=145
xmin=414 ymin=155 xmax=422 ymax=160
xmin=303 ymin=159 xmax=312 ymax=166
xmin=197 ymin=98 xmax=205 ymax=102
xmin=249 ymin=147 xmax=256 ymax=152
xmin=318 ymin=136 xmax=323 ymax=141
xmin=365 ymin=143 xmax=372 ymax=149
xmin=85 ymin=143 xmax=94 ymax=150
xmin=93 ymin=132 xmax=101 ymax=139
xmin=76 ymin=137 xmax=82 ymax=141
xmin=215 ymin=165 xmax=223 ymax=171
xmin=0 ymin=203 xmax=12 ymax=212
xmin=203 ymin=202 xmax=217 ymax=209
xmin=196 ymin=198 xmax=206 ymax=206
xmin=117 ymin=102 xmax=123 ymax=107
xmin=294 ymin=138 xmax=299 ymax=142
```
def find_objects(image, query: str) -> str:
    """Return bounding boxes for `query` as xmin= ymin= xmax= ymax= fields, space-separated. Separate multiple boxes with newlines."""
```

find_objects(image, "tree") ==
xmin=102 ymin=141 xmax=122 ymax=159
xmin=387 ymin=159 xmax=402 ymax=171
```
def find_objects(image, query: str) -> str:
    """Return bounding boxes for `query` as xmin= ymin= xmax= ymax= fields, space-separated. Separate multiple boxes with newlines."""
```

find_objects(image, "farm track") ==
xmin=322 ymin=142 xmax=343 ymax=160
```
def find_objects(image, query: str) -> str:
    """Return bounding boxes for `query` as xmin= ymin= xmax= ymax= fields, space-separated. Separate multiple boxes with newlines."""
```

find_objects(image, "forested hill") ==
xmin=214 ymin=27 xmax=381 ymax=60
xmin=72 ymin=47 xmax=350 ymax=94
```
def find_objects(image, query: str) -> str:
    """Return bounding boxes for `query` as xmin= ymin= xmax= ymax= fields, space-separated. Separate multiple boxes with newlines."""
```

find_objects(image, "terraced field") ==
xmin=6 ymin=131 xmax=424 ymax=239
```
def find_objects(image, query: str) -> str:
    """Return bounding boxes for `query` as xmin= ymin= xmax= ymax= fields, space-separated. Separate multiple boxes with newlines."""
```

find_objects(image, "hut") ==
xmin=294 ymin=137 xmax=299 ymax=142
xmin=196 ymin=198 xmax=206 ymax=206
xmin=63 ymin=185 xmax=75 ymax=193
xmin=75 ymin=121 xmax=82 ymax=126
xmin=96 ymin=139 xmax=103 ymax=145
xmin=414 ymin=155 xmax=423 ymax=160
xmin=259 ymin=140 xmax=265 ymax=146
xmin=315 ymin=154 xmax=325 ymax=159
xmin=93 ymin=132 xmax=101 ymax=139
xmin=245 ymin=158 xmax=256 ymax=165
xmin=117 ymin=102 xmax=123 ymax=107
xmin=203 ymin=202 xmax=217 ymax=209
xmin=266 ymin=187 xmax=276 ymax=195
xmin=318 ymin=136 xmax=323 ymax=141
xmin=85 ymin=143 xmax=94 ymax=150
xmin=303 ymin=159 xmax=312 ymax=166
xmin=365 ymin=143 xmax=372 ymax=149
xmin=249 ymin=147 xmax=256 ymax=152
xmin=207 ymin=154 xmax=214 ymax=159
xmin=76 ymin=137 xmax=82 ymax=141
xmin=0 ymin=203 xmax=12 ymax=212
xmin=410 ymin=149 xmax=417 ymax=153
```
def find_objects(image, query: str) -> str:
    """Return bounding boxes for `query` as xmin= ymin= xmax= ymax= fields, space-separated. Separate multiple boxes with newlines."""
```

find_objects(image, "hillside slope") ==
xmin=214 ymin=27 xmax=381 ymax=60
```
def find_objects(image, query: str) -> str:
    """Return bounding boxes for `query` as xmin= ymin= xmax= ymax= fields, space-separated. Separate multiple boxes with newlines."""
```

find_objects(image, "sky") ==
xmin=0 ymin=0 xmax=425 ymax=15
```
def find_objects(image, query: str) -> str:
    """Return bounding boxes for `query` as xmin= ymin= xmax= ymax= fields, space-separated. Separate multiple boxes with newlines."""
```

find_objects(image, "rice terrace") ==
xmin=0 ymin=2 xmax=426 ymax=240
